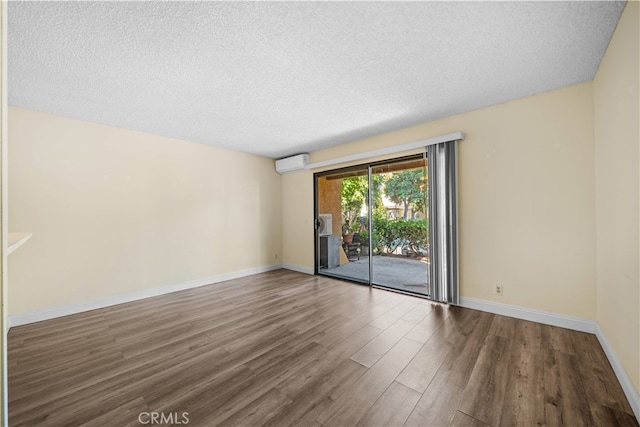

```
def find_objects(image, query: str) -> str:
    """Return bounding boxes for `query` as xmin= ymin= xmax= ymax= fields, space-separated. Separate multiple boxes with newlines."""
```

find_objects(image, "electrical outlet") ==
xmin=494 ymin=285 xmax=503 ymax=296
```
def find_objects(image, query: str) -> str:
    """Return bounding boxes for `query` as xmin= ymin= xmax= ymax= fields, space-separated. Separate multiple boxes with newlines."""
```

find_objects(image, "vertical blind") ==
xmin=427 ymin=141 xmax=459 ymax=305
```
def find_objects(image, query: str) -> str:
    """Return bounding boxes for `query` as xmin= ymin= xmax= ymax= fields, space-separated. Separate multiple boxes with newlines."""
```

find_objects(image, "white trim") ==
xmin=282 ymin=263 xmax=314 ymax=275
xmin=305 ymin=131 xmax=465 ymax=170
xmin=594 ymin=323 xmax=640 ymax=421
xmin=7 ymin=264 xmax=283 ymax=328
xmin=459 ymin=297 xmax=596 ymax=333
xmin=459 ymin=296 xmax=639 ymax=422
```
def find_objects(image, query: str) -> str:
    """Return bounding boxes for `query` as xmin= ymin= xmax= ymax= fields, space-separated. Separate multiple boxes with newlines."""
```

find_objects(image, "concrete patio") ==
xmin=321 ymin=255 xmax=430 ymax=295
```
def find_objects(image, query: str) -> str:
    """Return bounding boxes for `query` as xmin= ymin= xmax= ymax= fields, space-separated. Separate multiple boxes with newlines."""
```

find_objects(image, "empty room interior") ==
xmin=0 ymin=1 xmax=638 ymax=426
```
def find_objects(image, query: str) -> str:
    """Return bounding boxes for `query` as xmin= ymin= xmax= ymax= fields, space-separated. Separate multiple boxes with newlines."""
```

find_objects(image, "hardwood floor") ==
xmin=7 ymin=270 xmax=638 ymax=426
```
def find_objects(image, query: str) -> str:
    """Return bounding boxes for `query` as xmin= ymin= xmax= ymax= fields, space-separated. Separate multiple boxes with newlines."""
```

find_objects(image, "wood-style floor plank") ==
xmin=571 ymin=331 xmax=635 ymax=414
xmin=590 ymin=403 xmax=640 ymax=427
xmin=355 ymin=381 xmax=421 ymax=427
xmin=404 ymin=304 xmax=449 ymax=344
xmin=318 ymin=337 xmax=423 ymax=426
xmin=267 ymin=358 xmax=367 ymax=427
xmin=350 ymin=318 xmax=416 ymax=367
xmin=499 ymin=320 xmax=545 ymax=426
xmin=450 ymin=411 xmax=492 ymax=427
xmin=543 ymin=348 xmax=595 ymax=426
xmin=215 ymin=387 xmax=292 ymax=427
xmin=7 ymin=269 xmax=638 ymax=427
xmin=396 ymin=331 xmax=452 ymax=393
xmin=276 ymin=324 xmax=381 ymax=398
xmin=404 ymin=368 xmax=464 ymax=427
xmin=458 ymin=334 xmax=513 ymax=426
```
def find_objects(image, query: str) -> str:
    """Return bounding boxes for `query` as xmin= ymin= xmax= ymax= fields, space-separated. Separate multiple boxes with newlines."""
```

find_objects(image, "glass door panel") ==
xmin=370 ymin=156 xmax=430 ymax=296
xmin=315 ymin=166 xmax=370 ymax=284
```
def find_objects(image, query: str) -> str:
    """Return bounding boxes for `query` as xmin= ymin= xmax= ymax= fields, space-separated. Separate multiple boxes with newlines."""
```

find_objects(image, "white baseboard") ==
xmin=594 ymin=322 xmax=640 ymax=421
xmin=281 ymin=263 xmax=314 ymax=275
xmin=459 ymin=296 xmax=639 ymax=422
xmin=459 ymin=296 xmax=596 ymax=333
xmin=7 ymin=263 xmax=283 ymax=328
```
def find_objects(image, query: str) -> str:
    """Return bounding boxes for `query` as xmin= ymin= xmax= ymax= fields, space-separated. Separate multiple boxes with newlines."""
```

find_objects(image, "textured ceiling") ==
xmin=9 ymin=1 xmax=625 ymax=159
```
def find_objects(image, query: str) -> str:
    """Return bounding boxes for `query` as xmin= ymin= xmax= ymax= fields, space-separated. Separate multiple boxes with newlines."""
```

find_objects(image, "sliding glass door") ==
xmin=315 ymin=165 xmax=371 ymax=284
xmin=314 ymin=155 xmax=430 ymax=297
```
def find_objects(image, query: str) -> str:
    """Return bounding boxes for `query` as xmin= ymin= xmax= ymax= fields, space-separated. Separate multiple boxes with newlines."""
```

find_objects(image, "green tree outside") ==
xmin=341 ymin=174 xmax=385 ymax=233
xmin=383 ymin=169 xmax=426 ymax=220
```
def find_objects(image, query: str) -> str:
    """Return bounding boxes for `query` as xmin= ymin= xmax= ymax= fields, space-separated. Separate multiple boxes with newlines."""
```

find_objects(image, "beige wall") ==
xmin=594 ymin=1 xmax=640 ymax=393
xmin=8 ymin=107 xmax=282 ymax=314
xmin=282 ymin=171 xmax=314 ymax=270
xmin=283 ymin=82 xmax=597 ymax=319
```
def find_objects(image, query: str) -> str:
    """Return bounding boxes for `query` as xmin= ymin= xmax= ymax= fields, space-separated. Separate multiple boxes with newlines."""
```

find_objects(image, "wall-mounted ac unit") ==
xmin=318 ymin=214 xmax=332 ymax=236
xmin=275 ymin=154 xmax=309 ymax=174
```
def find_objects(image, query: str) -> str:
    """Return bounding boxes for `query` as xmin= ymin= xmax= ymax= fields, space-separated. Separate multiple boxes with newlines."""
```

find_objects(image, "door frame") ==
xmin=313 ymin=153 xmax=428 ymax=294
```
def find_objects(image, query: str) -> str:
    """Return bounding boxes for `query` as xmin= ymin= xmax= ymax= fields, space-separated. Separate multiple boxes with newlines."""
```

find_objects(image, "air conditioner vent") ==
xmin=318 ymin=214 xmax=332 ymax=236
xmin=275 ymin=154 xmax=309 ymax=174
